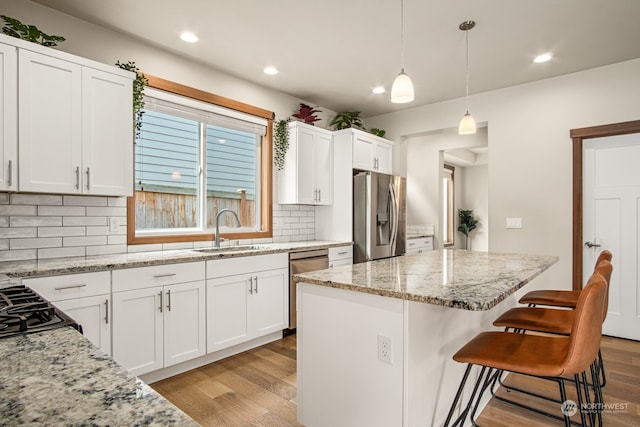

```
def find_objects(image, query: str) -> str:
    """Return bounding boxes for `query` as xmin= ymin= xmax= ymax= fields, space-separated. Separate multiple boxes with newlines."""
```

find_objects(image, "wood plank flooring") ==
xmin=151 ymin=334 xmax=639 ymax=426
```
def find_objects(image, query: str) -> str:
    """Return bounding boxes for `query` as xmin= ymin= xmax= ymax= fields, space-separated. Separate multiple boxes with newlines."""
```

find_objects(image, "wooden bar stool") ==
xmin=519 ymin=250 xmax=612 ymax=308
xmin=495 ymin=259 xmax=613 ymax=389
xmin=444 ymin=271 xmax=608 ymax=427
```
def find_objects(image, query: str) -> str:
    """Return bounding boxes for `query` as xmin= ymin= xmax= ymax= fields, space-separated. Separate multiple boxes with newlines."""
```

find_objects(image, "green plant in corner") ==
xmin=329 ymin=111 xmax=365 ymax=131
xmin=274 ymin=118 xmax=290 ymax=171
xmin=115 ymin=61 xmax=149 ymax=140
xmin=370 ymin=128 xmax=386 ymax=137
xmin=457 ymin=209 xmax=479 ymax=250
xmin=1 ymin=15 xmax=66 ymax=46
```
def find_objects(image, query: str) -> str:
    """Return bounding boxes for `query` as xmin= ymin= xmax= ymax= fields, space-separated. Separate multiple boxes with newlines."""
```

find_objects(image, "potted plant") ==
xmin=292 ymin=103 xmax=322 ymax=126
xmin=1 ymin=15 xmax=65 ymax=46
xmin=457 ymin=209 xmax=478 ymax=250
xmin=370 ymin=128 xmax=386 ymax=137
xmin=273 ymin=118 xmax=290 ymax=171
xmin=329 ymin=111 xmax=365 ymax=131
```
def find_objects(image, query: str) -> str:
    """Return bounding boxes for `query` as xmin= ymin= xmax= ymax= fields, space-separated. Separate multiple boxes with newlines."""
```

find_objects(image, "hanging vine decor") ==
xmin=115 ymin=61 xmax=149 ymax=140
xmin=273 ymin=119 xmax=290 ymax=171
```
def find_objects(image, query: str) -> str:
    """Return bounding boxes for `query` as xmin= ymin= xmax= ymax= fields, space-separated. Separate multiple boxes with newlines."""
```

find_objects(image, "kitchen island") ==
xmin=294 ymin=249 xmax=558 ymax=427
xmin=0 ymin=327 xmax=197 ymax=426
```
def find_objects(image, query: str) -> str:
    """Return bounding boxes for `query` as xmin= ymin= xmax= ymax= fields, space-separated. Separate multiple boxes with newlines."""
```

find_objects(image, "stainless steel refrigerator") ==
xmin=353 ymin=171 xmax=406 ymax=263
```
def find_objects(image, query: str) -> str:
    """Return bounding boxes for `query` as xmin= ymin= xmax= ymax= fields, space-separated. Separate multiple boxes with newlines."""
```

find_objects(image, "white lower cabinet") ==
xmin=405 ymin=237 xmax=434 ymax=254
xmin=23 ymin=271 xmax=111 ymax=356
xmin=206 ymin=253 xmax=288 ymax=353
xmin=329 ymin=245 xmax=353 ymax=268
xmin=112 ymin=262 xmax=206 ymax=376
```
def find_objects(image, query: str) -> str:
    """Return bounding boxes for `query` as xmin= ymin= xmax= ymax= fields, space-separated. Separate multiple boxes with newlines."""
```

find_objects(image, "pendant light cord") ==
xmin=465 ymin=27 xmax=470 ymax=112
xmin=400 ymin=0 xmax=405 ymax=69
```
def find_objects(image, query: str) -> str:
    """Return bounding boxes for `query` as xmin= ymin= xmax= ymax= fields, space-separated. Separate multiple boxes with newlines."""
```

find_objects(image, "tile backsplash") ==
xmin=0 ymin=193 xmax=315 ymax=262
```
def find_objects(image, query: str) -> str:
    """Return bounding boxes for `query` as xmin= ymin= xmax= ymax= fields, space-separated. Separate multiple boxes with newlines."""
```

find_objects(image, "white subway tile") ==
xmin=0 ymin=216 xmax=7 ymax=227
xmin=108 ymin=197 xmax=127 ymax=207
xmin=162 ymin=242 xmax=195 ymax=250
xmin=38 ymin=206 xmax=86 ymax=216
xmin=0 ymin=193 xmax=9 ymax=204
xmin=281 ymin=205 xmax=300 ymax=211
xmin=0 ymin=239 xmax=8 ymax=250
xmin=0 ymin=249 xmax=37 ymax=262
xmin=127 ymin=243 xmax=163 ymax=253
xmin=107 ymin=235 xmax=127 ymax=245
xmin=86 ymin=206 xmax=127 ymax=216
xmin=63 ymin=217 xmax=107 ymax=226
xmin=38 ymin=247 xmax=86 ymax=259
xmin=11 ymin=194 xmax=62 ymax=206
xmin=283 ymin=217 xmax=300 ymax=223
xmin=0 ymin=228 xmax=37 ymax=238
xmin=86 ymin=245 xmax=127 ymax=256
xmin=86 ymin=226 xmax=109 ymax=236
xmin=38 ymin=227 xmax=86 ymax=237
xmin=12 ymin=216 xmax=62 ymax=227
xmin=0 ymin=205 xmax=38 ymax=216
xmin=63 ymin=195 xmax=108 ymax=207
xmin=63 ymin=236 xmax=107 ymax=247
xmin=272 ymin=236 xmax=291 ymax=243
xmin=11 ymin=237 xmax=61 ymax=250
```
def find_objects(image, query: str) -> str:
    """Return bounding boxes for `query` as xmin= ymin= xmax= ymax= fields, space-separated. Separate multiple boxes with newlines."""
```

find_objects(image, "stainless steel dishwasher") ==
xmin=287 ymin=249 xmax=329 ymax=333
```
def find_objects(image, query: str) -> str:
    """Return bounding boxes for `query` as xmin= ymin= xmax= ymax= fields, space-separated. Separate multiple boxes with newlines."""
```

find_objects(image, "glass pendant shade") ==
xmin=391 ymin=69 xmax=414 ymax=103
xmin=458 ymin=111 xmax=476 ymax=134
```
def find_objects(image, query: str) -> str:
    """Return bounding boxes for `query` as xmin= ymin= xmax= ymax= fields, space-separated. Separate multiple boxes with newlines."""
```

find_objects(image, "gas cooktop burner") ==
xmin=0 ymin=285 xmax=81 ymax=338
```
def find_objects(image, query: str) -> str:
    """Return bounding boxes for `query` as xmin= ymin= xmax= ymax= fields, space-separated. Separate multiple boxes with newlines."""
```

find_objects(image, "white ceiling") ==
xmin=33 ymin=0 xmax=640 ymax=117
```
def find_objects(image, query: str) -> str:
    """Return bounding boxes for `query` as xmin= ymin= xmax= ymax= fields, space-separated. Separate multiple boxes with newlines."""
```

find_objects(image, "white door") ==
xmin=584 ymin=133 xmax=640 ymax=340
xmin=112 ymin=286 xmax=164 ymax=375
xmin=206 ymin=274 xmax=249 ymax=352
xmin=163 ymin=281 xmax=206 ymax=366
xmin=18 ymin=50 xmax=82 ymax=193
xmin=0 ymin=43 xmax=17 ymax=191
xmin=55 ymin=295 xmax=111 ymax=356
xmin=250 ymin=268 xmax=288 ymax=336
xmin=374 ymin=141 xmax=393 ymax=174
xmin=82 ymin=67 xmax=133 ymax=196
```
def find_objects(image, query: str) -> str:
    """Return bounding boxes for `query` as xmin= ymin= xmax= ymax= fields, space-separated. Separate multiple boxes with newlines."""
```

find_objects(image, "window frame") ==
xmin=442 ymin=164 xmax=455 ymax=246
xmin=127 ymin=75 xmax=273 ymax=245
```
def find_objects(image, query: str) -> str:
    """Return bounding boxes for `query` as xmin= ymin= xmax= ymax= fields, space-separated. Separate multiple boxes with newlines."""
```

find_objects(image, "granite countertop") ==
xmin=0 ymin=327 xmax=197 ymax=426
xmin=0 ymin=240 xmax=351 ymax=279
xmin=293 ymin=249 xmax=558 ymax=311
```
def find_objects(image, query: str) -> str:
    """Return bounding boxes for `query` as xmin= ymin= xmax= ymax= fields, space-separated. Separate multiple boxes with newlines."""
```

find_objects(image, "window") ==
xmin=127 ymin=76 xmax=273 ymax=244
xmin=442 ymin=164 xmax=455 ymax=245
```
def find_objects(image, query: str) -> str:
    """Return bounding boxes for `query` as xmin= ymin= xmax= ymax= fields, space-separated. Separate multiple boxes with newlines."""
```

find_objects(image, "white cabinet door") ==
xmin=250 ymin=268 xmax=288 ymax=336
xmin=55 ymin=295 xmax=111 ymax=356
xmin=18 ymin=50 xmax=82 ymax=193
xmin=0 ymin=43 xmax=17 ymax=191
xmin=375 ymin=141 xmax=393 ymax=174
xmin=296 ymin=125 xmax=317 ymax=204
xmin=163 ymin=280 xmax=206 ymax=367
xmin=353 ymin=134 xmax=375 ymax=171
xmin=112 ymin=286 xmax=164 ymax=376
xmin=82 ymin=67 xmax=133 ymax=196
xmin=207 ymin=274 xmax=250 ymax=353
xmin=329 ymin=258 xmax=352 ymax=268
xmin=315 ymin=131 xmax=333 ymax=205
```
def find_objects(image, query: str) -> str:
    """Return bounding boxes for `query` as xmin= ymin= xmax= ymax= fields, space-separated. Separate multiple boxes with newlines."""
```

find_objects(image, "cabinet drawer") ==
xmin=406 ymin=236 xmax=434 ymax=253
xmin=329 ymin=245 xmax=353 ymax=261
xmin=24 ymin=271 xmax=110 ymax=301
xmin=329 ymin=258 xmax=352 ymax=268
xmin=207 ymin=253 xmax=288 ymax=279
xmin=112 ymin=262 xmax=205 ymax=292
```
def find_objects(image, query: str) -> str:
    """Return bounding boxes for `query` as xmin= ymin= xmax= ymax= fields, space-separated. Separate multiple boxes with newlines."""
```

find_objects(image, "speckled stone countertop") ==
xmin=0 ymin=240 xmax=351 ymax=279
xmin=293 ymin=249 xmax=558 ymax=311
xmin=0 ymin=327 xmax=197 ymax=426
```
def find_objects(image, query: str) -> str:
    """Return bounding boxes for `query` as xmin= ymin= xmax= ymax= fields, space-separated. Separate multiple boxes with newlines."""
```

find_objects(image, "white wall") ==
xmin=461 ymin=164 xmax=488 ymax=251
xmin=368 ymin=58 xmax=640 ymax=290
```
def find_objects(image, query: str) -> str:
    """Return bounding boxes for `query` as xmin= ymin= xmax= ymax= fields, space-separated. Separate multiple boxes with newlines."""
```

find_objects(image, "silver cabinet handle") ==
xmin=585 ymin=241 xmax=601 ymax=248
xmin=254 ymin=276 xmax=258 ymax=294
xmin=75 ymin=166 xmax=80 ymax=189
xmin=330 ymin=263 xmax=334 ymax=268
xmin=153 ymin=273 xmax=177 ymax=279
xmin=86 ymin=167 xmax=90 ymax=190
xmin=313 ymin=189 xmax=318 ymax=202
xmin=7 ymin=160 xmax=12 ymax=187
xmin=54 ymin=284 xmax=87 ymax=291
xmin=166 ymin=289 xmax=171 ymax=311
xmin=158 ymin=291 xmax=163 ymax=313
xmin=104 ymin=299 xmax=109 ymax=324
xmin=318 ymin=189 xmax=321 ymax=202
xmin=249 ymin=276 xmax=253 ymax=295
xmin=338 ymin=251 xmax=349 ymax=255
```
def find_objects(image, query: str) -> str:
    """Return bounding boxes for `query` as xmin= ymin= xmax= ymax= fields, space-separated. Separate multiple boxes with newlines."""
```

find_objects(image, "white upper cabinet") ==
xmin=1 ymin=35 xmax=134 ymax=196
xmin=351 ymin=130 xmax=393 ymax=174
xmin=278 ymin=121 xmax=333 ymax=205
xmin=0 ymin=42 xmax=17 ymax=191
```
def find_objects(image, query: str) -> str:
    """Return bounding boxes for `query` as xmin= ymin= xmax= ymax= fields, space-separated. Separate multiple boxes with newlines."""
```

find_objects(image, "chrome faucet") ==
xmin=214 ymin=209 xmax=241 ymax=247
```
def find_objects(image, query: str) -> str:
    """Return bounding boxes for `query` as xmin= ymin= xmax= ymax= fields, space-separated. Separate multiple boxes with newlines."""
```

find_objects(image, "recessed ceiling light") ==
xmin=180 ymin=32 xmax=199 ymax=43
xmin=533 ymin=53 xmax=552 ymax=63
xmin=372 ymin=86 xmax=386 ymax=94
xmin=263 ymin=66 xmax=278 ymax=75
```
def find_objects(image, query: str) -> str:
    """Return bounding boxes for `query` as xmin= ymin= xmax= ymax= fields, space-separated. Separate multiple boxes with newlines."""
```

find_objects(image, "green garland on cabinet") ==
xmin=115 ymin=61 xmax=149 ymax=140
xmin=1 ymin=15 xmax=65 ymax=46
xmin=273 ymin=119 xmax=290 ymax=171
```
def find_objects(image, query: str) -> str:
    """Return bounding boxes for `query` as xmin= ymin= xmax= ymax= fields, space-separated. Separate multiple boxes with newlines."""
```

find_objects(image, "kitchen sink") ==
xmin=194 ymin=245 xmax=265 ymax=253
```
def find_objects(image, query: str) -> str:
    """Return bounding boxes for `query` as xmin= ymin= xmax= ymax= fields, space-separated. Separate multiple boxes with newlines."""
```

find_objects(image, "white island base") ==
xmin=297 ymin=282 xmax=516 ymax=427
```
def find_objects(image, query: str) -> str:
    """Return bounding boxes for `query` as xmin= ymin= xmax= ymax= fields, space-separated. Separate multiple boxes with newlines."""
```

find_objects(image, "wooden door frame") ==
xmin=571 ymin=119 xmax=640 ymax=289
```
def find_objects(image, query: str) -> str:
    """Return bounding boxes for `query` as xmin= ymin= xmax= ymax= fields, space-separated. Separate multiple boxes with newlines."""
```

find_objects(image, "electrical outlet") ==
xmin=378 ymin=334 xmax=393 ymax=364
xmin=506 ymin=217 xmax=523 ymax=229
xmin=109 ymin=217 xmax=119 ymax=232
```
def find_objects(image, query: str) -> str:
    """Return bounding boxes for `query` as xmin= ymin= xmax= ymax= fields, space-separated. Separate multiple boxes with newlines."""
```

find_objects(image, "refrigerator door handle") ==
xmin=389 ymin=183 xmax=398 ymax=252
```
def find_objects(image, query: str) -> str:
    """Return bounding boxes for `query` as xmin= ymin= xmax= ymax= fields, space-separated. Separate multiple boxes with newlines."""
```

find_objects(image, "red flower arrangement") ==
xmin=292 ymin=103 xmax=322 ymax=125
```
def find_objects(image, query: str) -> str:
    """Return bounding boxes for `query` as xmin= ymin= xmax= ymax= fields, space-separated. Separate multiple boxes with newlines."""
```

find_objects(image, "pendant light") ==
xmin=458 ymin=20 xmax=476 ymax=135
xmin=391 ymin=0 xmax=414 ymax=103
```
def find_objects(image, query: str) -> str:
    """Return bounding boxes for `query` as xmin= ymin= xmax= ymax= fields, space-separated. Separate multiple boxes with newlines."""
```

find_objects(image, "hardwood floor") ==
xmin=151 ymin=334 xmax=639 ymax=426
